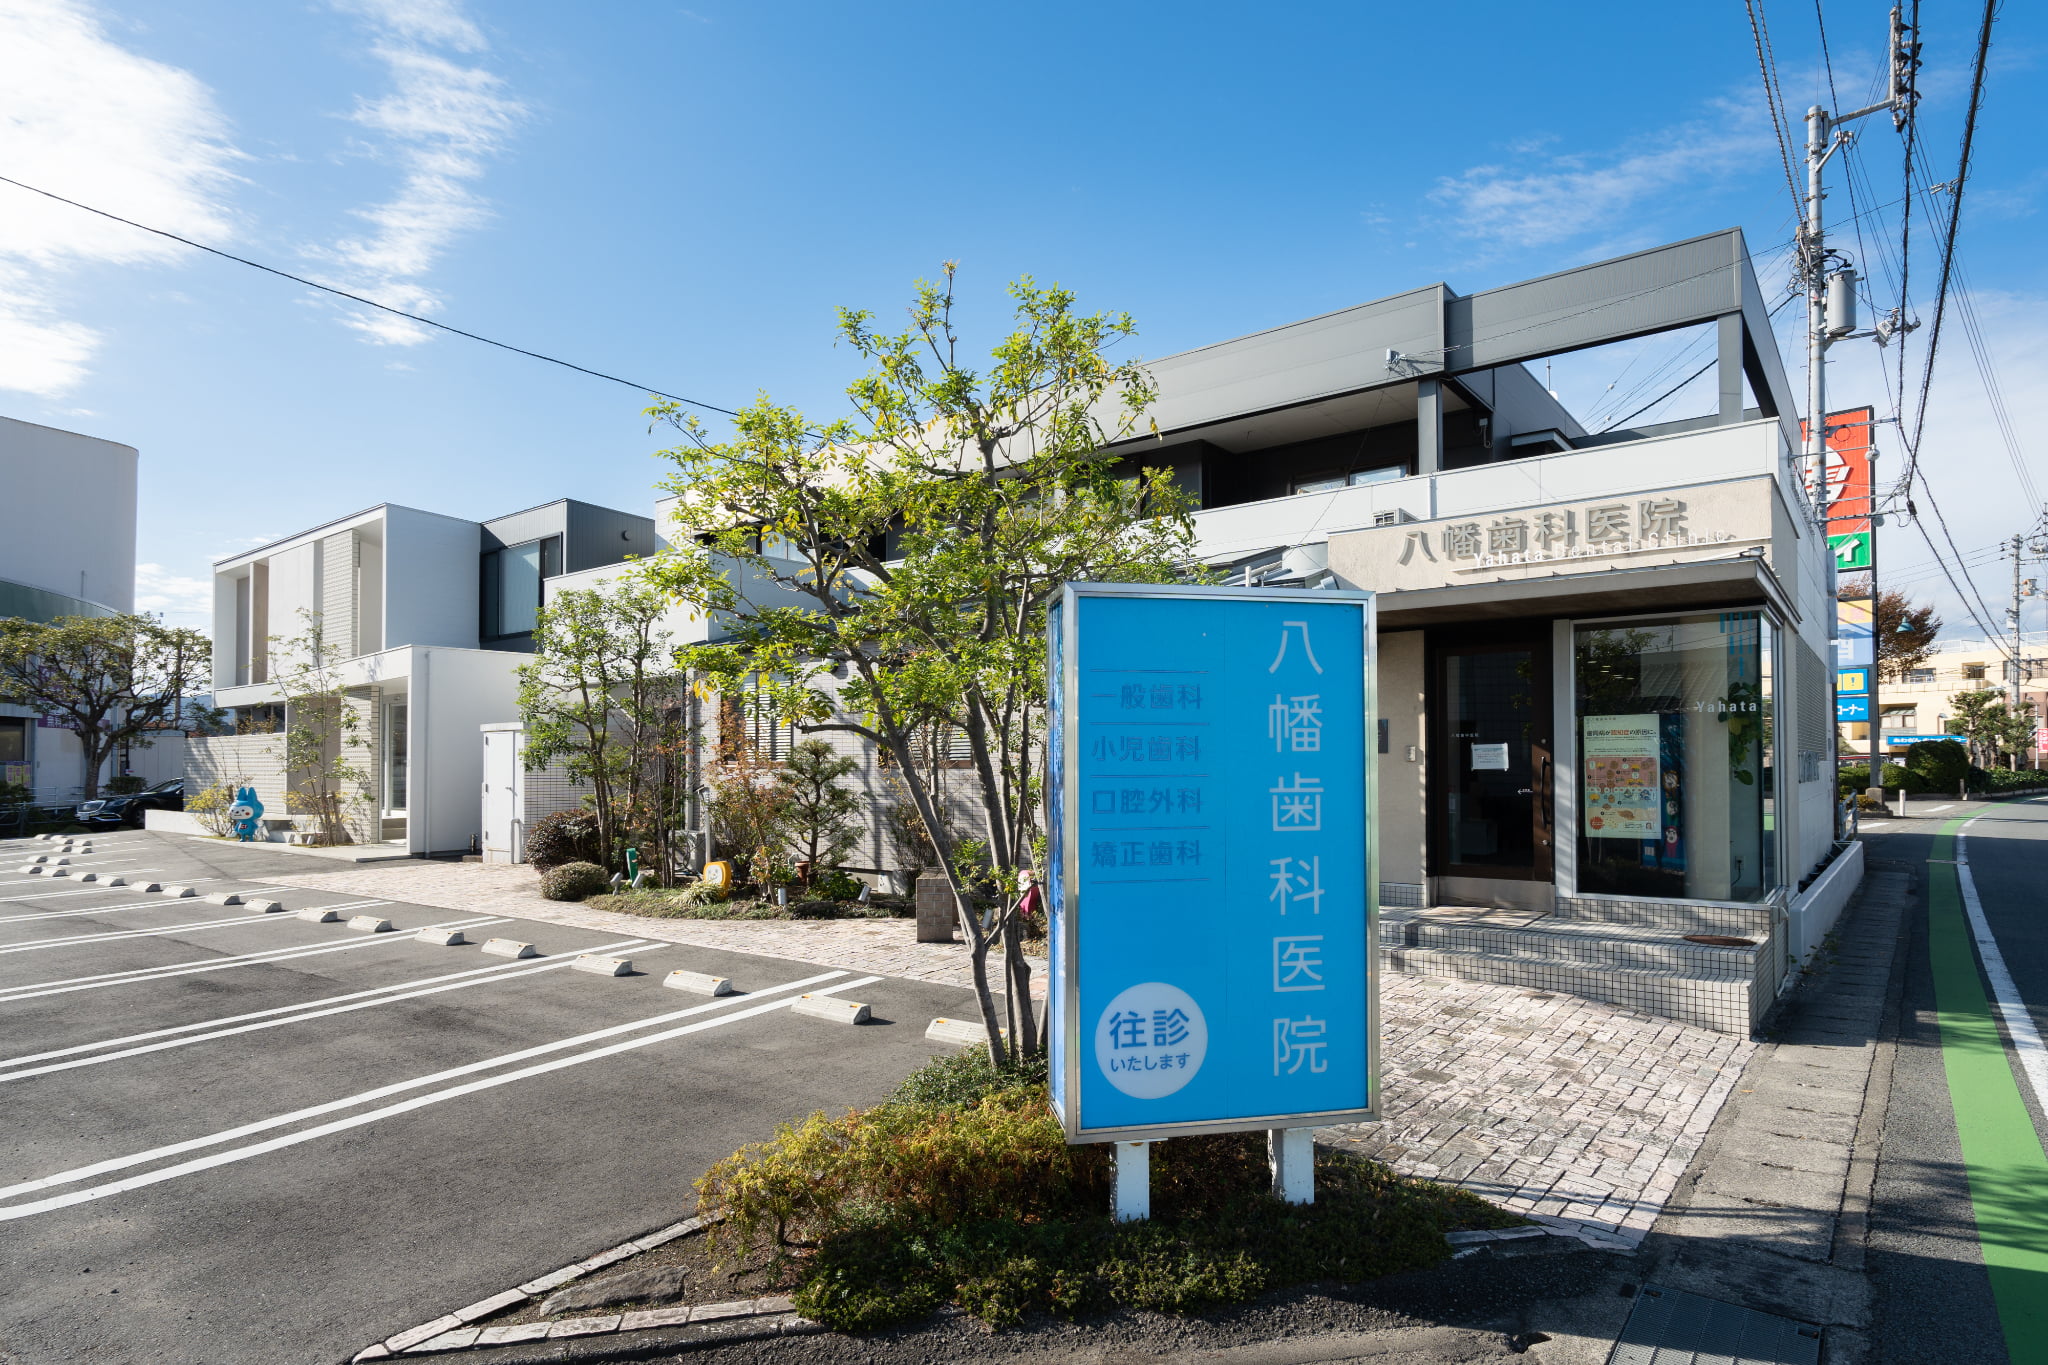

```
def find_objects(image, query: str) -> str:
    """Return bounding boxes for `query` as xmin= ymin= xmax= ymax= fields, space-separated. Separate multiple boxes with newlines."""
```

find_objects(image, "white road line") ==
xmin=0 ymin=911 xmax=309 ymax=955
xmin=1957 ymin=808 xmax=2048 ymax=1118
xmin=0 ymin=886 xmax=296 ymax=927
xmin=0 ymin=971 xmax=865 ymax=1213
xmin=0 ymin=939 xmax=665 ymax=1081
xmin=0 ymin=934 xmax=656 ymax=1067
xmin=0 ymin=915 xmax=504 ymax=1001
xmin=0 ymin=877 xmax=168 ymax=906
xmin=0 ymin=897 xmax=380 ymax=953
xmin=1929 ymin=803 xmax=1956 ymax=813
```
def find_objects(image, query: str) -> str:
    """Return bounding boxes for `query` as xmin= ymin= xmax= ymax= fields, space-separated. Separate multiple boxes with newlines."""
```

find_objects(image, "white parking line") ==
xmin=0 ymin=914 xmax=502 ymax=1001
xmin=0 ymin=938 xmax=664 ymax=1082
xmin=0 ymin=877 xmax=168 ymax=907
xmin=1957 ymin=810 xmax=2048 ymax=1117
xmin=0 ymin=911 xmax=312 ymax=956
xmin=1928 ymin=803 xmax=1956 ymax=813
xmin=2 ymin=877 xmax=219 ymax=899
xmin=0 ymin=972 xmax=869 ymax=1216
xmin=0 ymin=886 xmax=296 ymax=927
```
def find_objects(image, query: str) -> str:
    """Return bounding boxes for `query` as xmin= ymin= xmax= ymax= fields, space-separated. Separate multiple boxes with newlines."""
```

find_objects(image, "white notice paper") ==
xmin=1470 ymin=743 xmax=1509 ymax=771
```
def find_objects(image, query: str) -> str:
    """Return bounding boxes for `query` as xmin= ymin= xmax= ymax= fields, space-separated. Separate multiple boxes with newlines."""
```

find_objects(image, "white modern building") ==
xmin=200 ymin=497 xmax=655 ymax=855
xmin=0 ymin=415 xmax=146 ymax=801
xmin=1089 ymin=228 xmax=1858 ymax=1033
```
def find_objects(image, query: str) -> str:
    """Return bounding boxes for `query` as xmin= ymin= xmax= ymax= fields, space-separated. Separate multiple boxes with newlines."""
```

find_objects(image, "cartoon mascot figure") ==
xmin=228 ymin=786 xmax=264 ymax=843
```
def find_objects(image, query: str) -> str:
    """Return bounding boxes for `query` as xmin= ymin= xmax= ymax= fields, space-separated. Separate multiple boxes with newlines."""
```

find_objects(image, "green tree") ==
xmin=644 ymin=266 xmax=1197 ymax=1064
xmin=775 ymin=740 xmax=864 ymax=883
xmin=517 ymin=580 xmax=689 ymax=873
xmin=0 ymin=614 xmax=215 ymax=800
xmin=270 ymin=612 xmax=372 ymax=845
xmin=1839 ymin=581 xmax=1942 ymax=683
xmin=1945 ymin=688 xmax=2029 ymax=771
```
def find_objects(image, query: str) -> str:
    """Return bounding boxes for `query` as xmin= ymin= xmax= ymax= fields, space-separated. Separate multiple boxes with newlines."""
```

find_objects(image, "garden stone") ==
xmin=537 ymin=1265 xmax=686 ymax=1317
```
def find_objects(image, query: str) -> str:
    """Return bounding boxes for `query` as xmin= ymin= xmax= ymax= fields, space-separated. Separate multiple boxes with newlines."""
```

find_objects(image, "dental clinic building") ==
xmin=1112 ymin=229 xmax=1860 ymax=1034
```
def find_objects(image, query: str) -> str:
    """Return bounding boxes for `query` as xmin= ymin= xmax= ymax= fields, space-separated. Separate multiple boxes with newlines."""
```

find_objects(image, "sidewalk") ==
xmin=1522 ymin=849 xmax=1911 ymax=1363
xmin=266 ymin=854 xmax=1754 ymax=1248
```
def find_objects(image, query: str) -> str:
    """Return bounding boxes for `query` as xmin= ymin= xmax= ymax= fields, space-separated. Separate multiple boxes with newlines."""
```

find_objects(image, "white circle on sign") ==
xmin=1094 ymin=982 xmax=1208 ymax=1099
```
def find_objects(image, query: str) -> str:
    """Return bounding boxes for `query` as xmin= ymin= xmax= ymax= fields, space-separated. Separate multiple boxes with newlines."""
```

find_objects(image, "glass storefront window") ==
xmin=1574 ymin=612 xmax=1776 ymax=902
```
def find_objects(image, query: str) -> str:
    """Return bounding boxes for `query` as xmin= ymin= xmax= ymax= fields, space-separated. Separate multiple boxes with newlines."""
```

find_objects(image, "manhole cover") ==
xmin=1683 ymin=934 xmax=1757 ymax=948
xmin=1607 ymin=1284 xmax=1820 ymax=1365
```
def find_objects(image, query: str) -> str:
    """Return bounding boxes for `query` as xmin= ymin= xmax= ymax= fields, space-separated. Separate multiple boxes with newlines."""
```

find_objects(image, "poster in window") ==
xmin=1582 ymin=715 xmax=1661 ymax=839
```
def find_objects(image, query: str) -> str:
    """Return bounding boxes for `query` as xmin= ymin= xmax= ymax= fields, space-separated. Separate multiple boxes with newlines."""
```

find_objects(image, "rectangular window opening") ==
xmin=1573 ymin=611 xmax=1776 ymax=903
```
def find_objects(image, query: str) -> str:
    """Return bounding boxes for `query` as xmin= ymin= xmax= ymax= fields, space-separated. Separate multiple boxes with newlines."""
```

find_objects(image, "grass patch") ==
xmin=696 ymin=1050 xmax=1520 ymax=1332
xmin=583 ymin=888 xmax=912 ymax=921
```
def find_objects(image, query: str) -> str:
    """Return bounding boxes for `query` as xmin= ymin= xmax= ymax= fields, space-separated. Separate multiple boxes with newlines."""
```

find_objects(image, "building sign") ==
xmin=1804 ymin=406 xmax=1875 ymax=535
xmin=1837 ymin=668 xmax=1869 ymax=696
xmin=1582 ymin=715 xmax=1662 ymax=839
xmin=1884 ymin=733 xmax=1964 ymax=749
xmin=1328 ymin=477 xmax=1778 ymax=597
xmin=1837 ymin=695 xmax=1871 ymax=723
xmin=1829 ymin=531 xmax=1874 ymax=572
xmin=1047 ymin=583 xmax=1377 ymax=1142
xmin=1835 ymin=597 xmax=1875 ymax=669
xmin=1411 ymin=497 xmax=1745 ymax=573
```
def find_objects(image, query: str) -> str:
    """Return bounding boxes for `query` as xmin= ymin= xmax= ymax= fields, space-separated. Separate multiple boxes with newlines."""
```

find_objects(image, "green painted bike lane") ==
xmin=1927 ymin=812 xmax=2048 ymax=1362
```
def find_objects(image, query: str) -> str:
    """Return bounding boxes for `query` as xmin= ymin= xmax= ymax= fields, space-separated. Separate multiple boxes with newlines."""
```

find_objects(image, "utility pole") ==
xmin=1805 ymin=6 xmax=1919 ymax=801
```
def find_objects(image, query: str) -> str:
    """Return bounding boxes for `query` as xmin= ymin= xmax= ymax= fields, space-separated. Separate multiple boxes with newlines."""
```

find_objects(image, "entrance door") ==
xmin=1429 ymin=632 xmax=1554 ymax=905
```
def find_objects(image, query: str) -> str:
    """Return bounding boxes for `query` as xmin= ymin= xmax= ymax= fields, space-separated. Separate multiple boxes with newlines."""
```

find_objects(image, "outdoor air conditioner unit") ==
xmin=1372 ymin=509 xmax=1417 ymax=527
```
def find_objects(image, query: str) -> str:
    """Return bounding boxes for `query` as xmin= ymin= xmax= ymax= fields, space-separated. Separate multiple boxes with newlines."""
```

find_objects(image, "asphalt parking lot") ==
xmin=0 ymin=830 xmax=967 ymax=1365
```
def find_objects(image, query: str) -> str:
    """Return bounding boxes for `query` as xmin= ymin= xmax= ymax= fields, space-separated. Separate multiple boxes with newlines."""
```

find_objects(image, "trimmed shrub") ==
xmin=1976 ymin=768 xmax=2048 ymax=792
xmin=540 ymin=861 xmax=612 ymax=902
xmin=186 ymin=782 xmax=241 ymax=837
xmin=1906 ymin=739 xmax=1970 ymax=793
xmin=526 ymin=810 xmax=601 ymax=872
xmin=695 ymin=1049 xmax=1518 ymax=1332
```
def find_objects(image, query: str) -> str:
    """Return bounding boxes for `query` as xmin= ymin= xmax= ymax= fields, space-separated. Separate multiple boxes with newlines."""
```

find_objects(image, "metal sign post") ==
xmin=1046 ymin=583 xmax=1379 ymax=1218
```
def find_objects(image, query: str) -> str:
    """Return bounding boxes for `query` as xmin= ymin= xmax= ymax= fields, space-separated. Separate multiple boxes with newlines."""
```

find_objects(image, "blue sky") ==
xmin=1 ymin=0 xmax=2042 ymax=643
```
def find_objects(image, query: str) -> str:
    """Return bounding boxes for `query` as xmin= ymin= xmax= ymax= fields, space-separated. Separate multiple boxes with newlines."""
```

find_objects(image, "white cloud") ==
xmin=313 ymin=1 xmax=524 ymax=345
xmin=1427 ymin=95 xmax=1776 ymax=261
xmin=0 ymin=0 xmax=241 ymax=395
xmin=134 ymin=561 xmax=214 ymax=624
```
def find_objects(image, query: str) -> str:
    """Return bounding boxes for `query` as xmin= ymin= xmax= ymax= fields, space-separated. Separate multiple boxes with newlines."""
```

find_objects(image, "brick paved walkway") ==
xmin=268 ymin=858 xmax=1751 ymax=1246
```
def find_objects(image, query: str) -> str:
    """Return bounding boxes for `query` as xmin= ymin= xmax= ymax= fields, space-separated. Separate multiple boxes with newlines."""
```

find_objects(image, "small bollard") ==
xmin=1112 ymin=1140 xmax=1151 ymax=1221
xmin=1268 ymin=1127 xmax=1316 ymax=1205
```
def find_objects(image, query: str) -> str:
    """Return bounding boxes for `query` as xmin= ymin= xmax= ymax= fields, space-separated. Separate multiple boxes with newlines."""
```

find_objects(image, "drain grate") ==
xmin=1606 ymin=1284 xmax=1821 ymax=1365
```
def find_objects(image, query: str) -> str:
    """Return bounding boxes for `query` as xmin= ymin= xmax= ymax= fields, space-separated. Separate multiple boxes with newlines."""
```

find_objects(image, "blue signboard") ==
xmin=1836 ymin=668 xmax=1869 ymax=697
xmin=1836 ymin=694 xmax=1870 ymax=723
xmin=1047 ymin=583 xmax=1377 ymax=1142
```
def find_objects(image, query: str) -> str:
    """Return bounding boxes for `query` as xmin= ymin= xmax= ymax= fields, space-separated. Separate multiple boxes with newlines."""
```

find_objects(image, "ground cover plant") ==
xmin=694 ymin=1050 xmax=1519 ymax=1332
xmin=583 ymin=886 xmax=911 ymax=921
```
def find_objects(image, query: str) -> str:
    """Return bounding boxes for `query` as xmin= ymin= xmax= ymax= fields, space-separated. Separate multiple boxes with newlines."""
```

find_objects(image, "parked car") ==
xmin=75 ymin=778 xmax=185 ymax=829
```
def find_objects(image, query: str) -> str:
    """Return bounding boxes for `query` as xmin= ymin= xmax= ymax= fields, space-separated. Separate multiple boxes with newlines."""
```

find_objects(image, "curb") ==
xmin=355 ymin=1214 xmax=796 ymax=1361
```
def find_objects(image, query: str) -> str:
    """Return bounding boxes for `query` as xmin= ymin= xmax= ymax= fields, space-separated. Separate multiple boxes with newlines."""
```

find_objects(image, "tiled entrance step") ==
xmin=1379 ymin=903 xmax=1772 ymax=1035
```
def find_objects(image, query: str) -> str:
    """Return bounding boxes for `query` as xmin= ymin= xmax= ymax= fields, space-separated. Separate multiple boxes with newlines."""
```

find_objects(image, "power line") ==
xmin=1898 ymin=0 xmax=1997 ymax=491
xmin=1596 ymin=292 xmax=1799 ymax=432
xmin=1745 ymin=0 xmax=1808 ymax=222
xmin=0 ymin=172 xmax=741 ymax=420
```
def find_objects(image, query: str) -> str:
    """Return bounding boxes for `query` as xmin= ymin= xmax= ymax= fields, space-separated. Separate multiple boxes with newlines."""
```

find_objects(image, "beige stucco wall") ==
xmin=1376 ymin=630 xmax=1426 ymax=885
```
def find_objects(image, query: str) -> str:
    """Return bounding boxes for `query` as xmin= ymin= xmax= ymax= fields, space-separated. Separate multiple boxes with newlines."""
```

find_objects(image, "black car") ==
xmin=76 ymin=778 xmax=185 ymax=829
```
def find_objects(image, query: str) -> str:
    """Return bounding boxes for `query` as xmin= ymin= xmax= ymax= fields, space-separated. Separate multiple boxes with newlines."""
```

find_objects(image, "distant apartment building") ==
xmin=1857 ymin=633 xmax=2048 ymax=766
xmin=201 ymin=498 xmax=654 ymax=854
xmin=0 ymin=415 xmax=142 ymax=799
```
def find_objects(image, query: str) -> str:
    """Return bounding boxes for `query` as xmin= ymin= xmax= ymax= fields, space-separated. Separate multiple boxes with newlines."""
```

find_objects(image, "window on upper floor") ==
xmin=1291 ymin=465 xmax=1405 ymax=496
xmin=1963 ymin=663 xmax=1987 ymax=680
xmin=1906 ymin=667 xmax=1936 ymax=683
xmin=481 ymin=536 xmax=561 ymax=640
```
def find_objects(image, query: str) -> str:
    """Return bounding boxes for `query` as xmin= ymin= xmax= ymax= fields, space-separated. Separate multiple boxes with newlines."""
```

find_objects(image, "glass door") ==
xmin=1429 ymin=635 xmax=1554 ymax=884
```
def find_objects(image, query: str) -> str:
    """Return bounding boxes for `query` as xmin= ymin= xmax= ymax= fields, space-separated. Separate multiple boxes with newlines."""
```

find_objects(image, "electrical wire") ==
xmin=1898 ymin=0 xmax=1996 ymax=491
xmin=0 ymin=172 xmax=741 ymax=420
xmin=1746 ymin=0 xmax=1808 ymax=223
xmin=1595 ymin=292 xmax=1799 ymax=432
